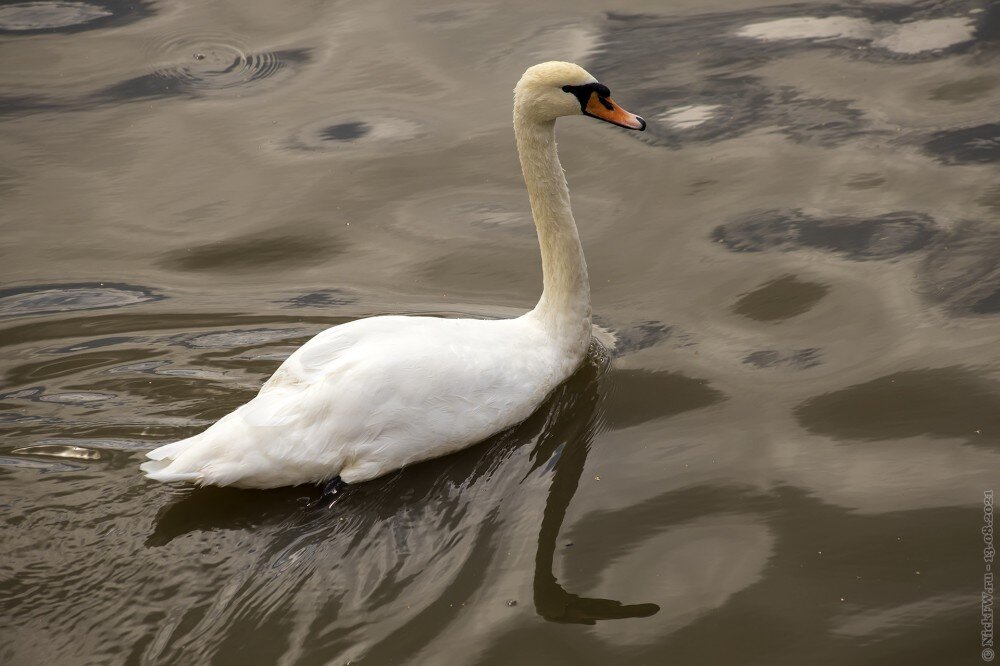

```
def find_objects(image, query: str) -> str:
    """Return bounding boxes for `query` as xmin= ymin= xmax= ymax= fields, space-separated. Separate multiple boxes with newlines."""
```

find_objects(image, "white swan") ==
xmin=141 ymin=61 xmax=645 ymax=489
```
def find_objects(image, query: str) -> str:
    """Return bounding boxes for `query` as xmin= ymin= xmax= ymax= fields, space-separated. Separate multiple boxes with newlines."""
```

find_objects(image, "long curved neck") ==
xmin=514 ymin=112 xmax=591 ymax=359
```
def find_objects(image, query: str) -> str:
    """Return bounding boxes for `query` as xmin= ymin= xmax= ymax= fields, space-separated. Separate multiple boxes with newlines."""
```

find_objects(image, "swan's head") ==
xmin=514 ymin=61 xmax=645 ymax=131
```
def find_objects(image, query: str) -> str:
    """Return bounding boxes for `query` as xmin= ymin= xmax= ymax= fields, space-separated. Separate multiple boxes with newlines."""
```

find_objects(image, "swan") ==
xmin=141 ymin=61 xmax=646 ymax=489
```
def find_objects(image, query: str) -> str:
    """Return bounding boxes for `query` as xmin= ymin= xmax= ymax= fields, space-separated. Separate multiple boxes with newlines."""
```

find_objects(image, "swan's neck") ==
xmin=514 ymin=114 xmax=591 ymax=360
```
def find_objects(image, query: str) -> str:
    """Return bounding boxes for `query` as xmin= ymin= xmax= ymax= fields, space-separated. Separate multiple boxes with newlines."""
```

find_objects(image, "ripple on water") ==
xmin=452 ymin=201 xmax=532 ymax=233
xmin=657 ymin=104 xmax=721 ymax=130
xmin=0 ymin=385 xmax=114 ymax=406
xmin=712 ymin=210 xmax=940 ymax=260
xmin=845 ymin=173 xmax=886 ymax=190
xmin=0 ymin=283 xmax=162 ymax=318
xmin=287 ymin=114 xmax=429 ymax=153
xmin=622 ymin=75 xmax=866 ymax=149
xmin=832 ymin=593 xmax=973 ymax=640
xmin=167 ymin=327 xmax=306 ymax=350
xmin=388 ymin=188 xmax=534 ymax=248
xmin=104 ymin=360 xmax=172 ymax=374
xmin=96 ymin=32 xmax=310 ymax=101
xmin=594 ymin=2 xmax=992 ymax=149
xmin=595 ymin=320 xmax=696 ymax=356
xmin=0 ymin=1 xmax=151 ymax=34
xmin=42 ymin=336 xmax=138 ymax=354
xmin=35 ymin=437 xmax=148 ymax=451
xmin=37 ymin=391 xmax=115 ymax=405
xmin=737 ymin=15 xmax=977 ymax=56
xmin=0 ymin=456 xmax=85 ymax=472
xmin=919 ymin=220 xmax=1000 ymax=316
xmin=11 ymin=444 xmax=101 ymax=461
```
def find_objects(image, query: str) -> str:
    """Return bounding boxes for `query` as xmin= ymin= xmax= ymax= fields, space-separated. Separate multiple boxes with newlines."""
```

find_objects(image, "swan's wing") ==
xmin=237 ymin=315 xmax=434 ymax=430
xmin=258 ymin=314 xmax=414 ymax=387
xmin=253 ymin=315 xmax=547 ymax=446
xmin=239 ymin=317 xmax=402 ymax=427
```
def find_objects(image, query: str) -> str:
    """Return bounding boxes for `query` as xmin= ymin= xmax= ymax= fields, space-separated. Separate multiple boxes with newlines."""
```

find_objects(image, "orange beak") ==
xmin=584 ymin=92 xmax=646 ymax=131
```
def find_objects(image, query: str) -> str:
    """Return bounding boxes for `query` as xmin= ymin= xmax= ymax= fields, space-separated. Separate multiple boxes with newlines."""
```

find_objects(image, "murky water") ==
xmin=1 ymin=0 xmax=998 ymax=663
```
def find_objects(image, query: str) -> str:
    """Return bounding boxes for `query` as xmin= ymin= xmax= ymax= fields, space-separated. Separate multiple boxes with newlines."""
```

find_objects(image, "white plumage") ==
xmin=141 ymin=61 xmax=645 ymax=489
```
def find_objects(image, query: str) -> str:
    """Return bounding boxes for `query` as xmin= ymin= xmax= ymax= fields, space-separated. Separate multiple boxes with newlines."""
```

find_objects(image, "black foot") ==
xmin=317 ymin=476 xmax=348 ymax=509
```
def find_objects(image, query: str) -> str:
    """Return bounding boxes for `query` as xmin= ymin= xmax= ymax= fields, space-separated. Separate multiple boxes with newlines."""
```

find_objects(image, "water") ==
xmin=1 ymin=0 xmax=997 ymax=663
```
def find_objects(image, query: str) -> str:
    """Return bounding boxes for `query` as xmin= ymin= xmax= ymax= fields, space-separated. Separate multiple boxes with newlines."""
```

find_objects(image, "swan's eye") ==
xmin=562 ymin=82 xmax=612 ymax=111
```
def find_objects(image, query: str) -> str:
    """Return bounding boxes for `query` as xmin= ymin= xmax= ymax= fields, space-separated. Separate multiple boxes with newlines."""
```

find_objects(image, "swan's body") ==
xmin=141 ymin=61 xmax=645 ymax=489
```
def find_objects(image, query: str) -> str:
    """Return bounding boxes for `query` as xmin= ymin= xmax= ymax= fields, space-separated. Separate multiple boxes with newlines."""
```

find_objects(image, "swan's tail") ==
xmin=140 ymin=437 xmax=205 ymax=484
xmin=140 ymin=407 xmax=283 ymax=487
xmin=140 ymin=386 xmax=314 ymax=488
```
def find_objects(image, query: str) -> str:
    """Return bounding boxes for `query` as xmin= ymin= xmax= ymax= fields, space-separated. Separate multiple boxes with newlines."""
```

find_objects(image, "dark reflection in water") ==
xmin=0 ymin=0 xmax=154 ymax=35
xmin=923 ymin=123 xmax=1000 ymax=164
xmin=322 ymin=121 xmax=371 ymax=142
xmin=0 ymin=93 xmax=62 ymax=117
xmin=744 ymin=348 xmax=822 ymax=370
xmin=978 ymin=184 xmax=1000 ymax=214
xmin=159 ymin=232 xmax=344 ymax=273
xmin=796 ymin=367 xmax=1000 ymax=447
xmin=530 ymin=387 xmax=661 ymax=624
xmin=928 ymin=74 xmax=999 ymax=103
xmin=600 ymin=369 xmax=725 ymax=431
xmin=716 ymin=213 xmax=1000 ymax=319
xmin=713 ymin=210 xmax=940 ymax=260
xmin=282 ymin=289 xmax=358 ymax=309
xmin=147 ymin=485 xmax=312 ymax=547
xmin=732 ymin=274 xmax=829 ymax=322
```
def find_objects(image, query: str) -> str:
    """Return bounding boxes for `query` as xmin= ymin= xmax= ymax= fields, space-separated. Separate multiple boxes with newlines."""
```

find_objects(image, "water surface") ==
xmin=2 ymin=0 xmax=998 ymax=663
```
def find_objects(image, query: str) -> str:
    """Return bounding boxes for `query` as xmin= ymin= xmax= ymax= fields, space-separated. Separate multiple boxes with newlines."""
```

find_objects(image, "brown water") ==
xmin=2 ymin=0 xmax=999 ymax=663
